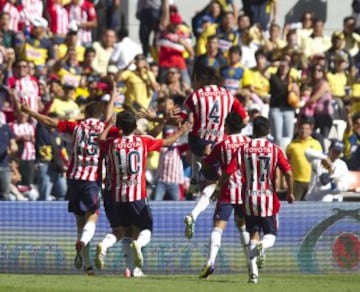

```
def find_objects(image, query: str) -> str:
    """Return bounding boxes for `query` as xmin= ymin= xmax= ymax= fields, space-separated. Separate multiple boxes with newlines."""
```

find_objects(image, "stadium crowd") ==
xmin=0 ymin=0 xmax=360 ymax=203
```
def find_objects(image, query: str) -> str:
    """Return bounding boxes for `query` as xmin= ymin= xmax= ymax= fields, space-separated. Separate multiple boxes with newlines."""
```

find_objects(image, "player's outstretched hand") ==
xmin=20 ymin=102 xmax=30 ymax=114
xmin=180 ymin=121 xmax=192 ymax=134
xmin=138 ymin=108 xmax=157 ymax=121
xmin=109 ymin=114 xmax=117 ymax=125
xmin=287 ymin=192 xmax=295 ymax=204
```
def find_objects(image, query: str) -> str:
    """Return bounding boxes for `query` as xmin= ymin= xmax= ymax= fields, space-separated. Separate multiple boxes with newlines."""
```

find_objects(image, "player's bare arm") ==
xmin=284 ymin=170 xmax=295 ymax=203
xmin=162 ymin=121 xmax=192 ymax=147
xmin=99 ymin=115 xmax=116 ymax=142
xmin=104 ymin=82 xmax=117 ymax=122
xmin=20 ymin=102 xmax=59 ymax=128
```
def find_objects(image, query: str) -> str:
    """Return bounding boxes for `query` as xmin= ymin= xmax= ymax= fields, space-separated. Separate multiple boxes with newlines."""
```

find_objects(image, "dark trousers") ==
xmin=138 ymin=8 xmax=161 ymax=58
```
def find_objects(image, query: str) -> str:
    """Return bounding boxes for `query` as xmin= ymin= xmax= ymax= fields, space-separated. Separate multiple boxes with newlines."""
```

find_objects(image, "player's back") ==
xmin=220 ymin=134 xmax=251 ymax=204
xmin=68 ymin=118 xmax=105 ymax=181
xmin=220 ymin=134 xmax=251 ymax=167
xmin=185 ymin=85 xmax=234 ymax=142
xmin=108 ymin=135 xmax=147 ymax=202
xmin=241 ymin=138 xmax=284 ymax=216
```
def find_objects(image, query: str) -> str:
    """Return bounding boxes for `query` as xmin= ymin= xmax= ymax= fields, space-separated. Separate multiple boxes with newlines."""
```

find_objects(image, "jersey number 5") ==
xmin=78 ymin=132 xmax=98 ymax=156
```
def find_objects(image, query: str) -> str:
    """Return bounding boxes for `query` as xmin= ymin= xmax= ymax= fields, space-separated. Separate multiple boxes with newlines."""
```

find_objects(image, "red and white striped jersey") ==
xmin=184 ymin=85 xmax=247 ymax=142
xmin=226 ymin=138 xmax=291 ymax=217
xmin=204 ymin=133 xmax=251 ymax=204
xmin=100 ymin=134 xmax=163 ymax=202
xmin=9 ymin=121 xmax=35 ymax=160
xmin=157 ymin=144 xmax=188 ymax=184
xmin=8 ymin=76 xmax=40 ymax=113
xmin=2 ymin=2 xmax=22 ymax=32
xmin=21 ymin=0 xmax=43 ymax=25
xmin=66 ymin=0 xmax=96 ymax=45
xmin=58 ymin=118 xmax=105 ymax=182
xmin=47 ymin=2 xmax=69 ymax=36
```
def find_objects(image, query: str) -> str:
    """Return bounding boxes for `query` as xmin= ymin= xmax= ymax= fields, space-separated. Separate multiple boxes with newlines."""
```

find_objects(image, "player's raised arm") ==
xmin=99 ymin=115 xmax=116 ymax=142
xmin=104 ymin=83 xmax=117 ymax=122
xmin=20 ymin=102 xmax=58 ymax=128
xmin=162 ymin=121 xmax=192 ymax=147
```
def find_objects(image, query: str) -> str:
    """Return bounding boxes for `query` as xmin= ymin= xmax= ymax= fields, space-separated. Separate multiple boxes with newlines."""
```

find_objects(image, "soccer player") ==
xmin=98 ymin=110 xmax=191 ymax=274
xmin=96 ymin=146 xmax=139 ymax=277
xmin=19 ymin=87 xmax=117 ymax=275
xmin=96 ymin=118 xmax=170 ymax=277
xmin=218 ymin=116 xmax=294 ymax=283
xmin=183 ymin=65 xmax=247 ymax=239
xmin=198 ymin=112 xmax=251 ymax=278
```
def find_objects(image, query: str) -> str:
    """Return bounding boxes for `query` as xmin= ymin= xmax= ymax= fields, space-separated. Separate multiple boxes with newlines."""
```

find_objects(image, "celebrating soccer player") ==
xmin=217 ymin=117 xmax=295 ymax=283
xmin=19 ymin=86 xmax=118 ymax=275
xmin=198 ymin=112 xmax=251 ymax=279
xmin=98 ymin=110 xmax=191 ymax=274
xmin=183 ymin=65 xmax=248 ymax=239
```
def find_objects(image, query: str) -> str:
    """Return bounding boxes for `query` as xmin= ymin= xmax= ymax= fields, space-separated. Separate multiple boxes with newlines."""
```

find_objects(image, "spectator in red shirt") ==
xmin=66 ymin=0 xmax=97 ymax=47
xmin=157 ymin=0 xmax=193 ymax=85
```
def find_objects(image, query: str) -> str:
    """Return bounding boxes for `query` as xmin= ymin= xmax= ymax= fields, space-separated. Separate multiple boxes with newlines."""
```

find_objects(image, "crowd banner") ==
xmin=0 ymin=202 xmax=359 ymax=274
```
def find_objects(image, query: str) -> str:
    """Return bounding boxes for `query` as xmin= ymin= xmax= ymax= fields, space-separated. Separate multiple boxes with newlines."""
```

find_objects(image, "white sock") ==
xmin=122 ymin=237 xmax=134 ymax=271
xmin=101 ymin=233 xmax=117 ymax=250
xmin=136 ymin=229 xmax=152 ymax=248
xmin=261 ymin=234 xmax=276 ymax=250
xmin=80 ymin=222 xmax=96 ymax=246
xmin=206 ymin=227 xmax=223 ymax=267
xmin=239 ymin=225 xmax=250 ymax=266
xmin=83 ymin=244 xmax=91 ymax=269
xmin=191 ymin=184 xmax=215 ymax=221
xmin=249 ymin=240 xmax=258 ymax=276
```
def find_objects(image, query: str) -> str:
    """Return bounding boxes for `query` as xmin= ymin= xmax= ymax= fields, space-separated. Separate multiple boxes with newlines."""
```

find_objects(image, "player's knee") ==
xmin=262 ymin=234 xmax=276 ymax=248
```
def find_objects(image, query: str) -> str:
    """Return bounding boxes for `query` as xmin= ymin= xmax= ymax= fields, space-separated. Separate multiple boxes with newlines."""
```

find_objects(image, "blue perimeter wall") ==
xmin=0 ymin=202 xmax=359 ymax=275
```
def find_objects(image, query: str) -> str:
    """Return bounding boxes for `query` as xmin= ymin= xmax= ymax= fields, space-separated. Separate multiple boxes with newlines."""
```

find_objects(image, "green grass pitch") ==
xmin=0 ymin=274 xmax=358 ymax=292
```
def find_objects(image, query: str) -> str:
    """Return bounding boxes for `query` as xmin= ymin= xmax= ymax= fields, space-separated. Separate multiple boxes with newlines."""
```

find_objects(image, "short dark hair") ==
xmin=117 ymin=27 xmax=129 ymax=39
xmin=207 ymin=35 xmax=219 ymax=42
xmin=84 ymin=47 xmax=96 ymax=56
xmin=298 ymin=115 xmax=315 ymax=126
xmin=116 ymin=110 xmax=137 ymax=135
xmin=229 ymin=45 xmax=242 ymax=56
xmin=255 ymin=48 xmax=266 ymax=59
xmin=225 ymin=112 xmax=244 ymax=133
xmin=84 ymin=101 xmax=104 ymax=119
xmin=192 ymin=65 xmax=223 ymax=86
xmin=253 ymin=116 xmax=270 ymax=137
xmin=343 ymin=16 xmax=356 ymax=24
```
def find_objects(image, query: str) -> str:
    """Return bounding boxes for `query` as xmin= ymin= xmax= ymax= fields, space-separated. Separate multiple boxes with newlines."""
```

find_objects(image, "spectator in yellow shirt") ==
xmin=119 ymin=54 xmax=160 ymax=111
xmin=196 ymin=11 xmax=238 ymax=56
xmin=327 ymin=54 xmax=349 ymax=120
xmin=286 ymin=117 xmax=323 ymax=200
xmin=48 ymin=84 xmax=80 ymax=120
xmin=56 ymin=29 xmax=85 ymax=63
xmin=243 ymin=49 xmax=270 ymax=106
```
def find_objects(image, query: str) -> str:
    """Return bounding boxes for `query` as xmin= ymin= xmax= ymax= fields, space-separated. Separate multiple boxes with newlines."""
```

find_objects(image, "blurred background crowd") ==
xmin=1 ymin=0 xmax=360 ymax=202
